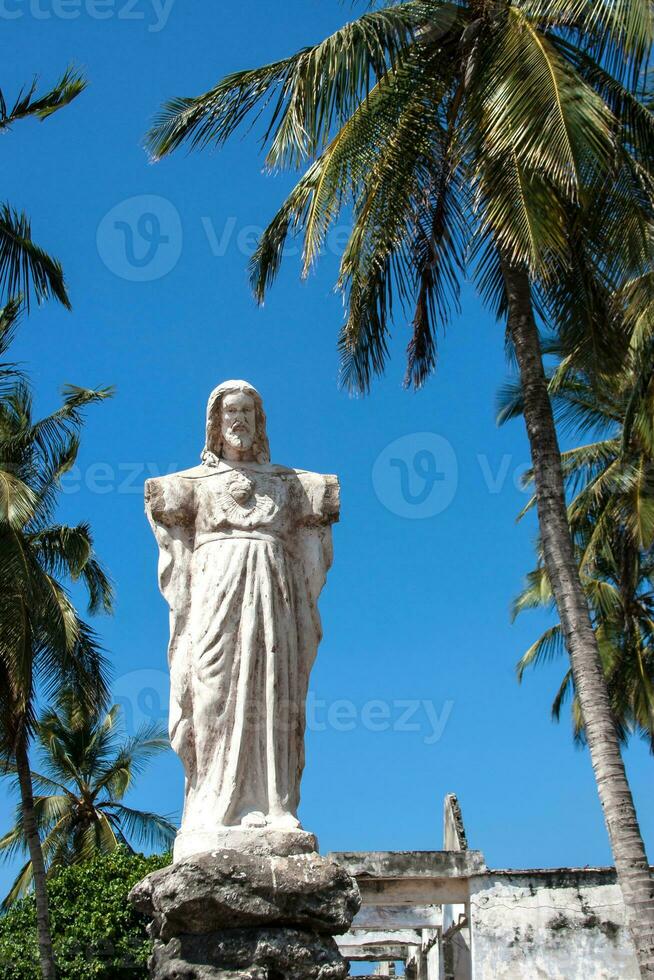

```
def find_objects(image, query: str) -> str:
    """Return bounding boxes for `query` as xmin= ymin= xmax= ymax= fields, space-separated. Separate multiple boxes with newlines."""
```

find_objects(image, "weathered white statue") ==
xmin=146 ymin=381 xmax=339 ymax=860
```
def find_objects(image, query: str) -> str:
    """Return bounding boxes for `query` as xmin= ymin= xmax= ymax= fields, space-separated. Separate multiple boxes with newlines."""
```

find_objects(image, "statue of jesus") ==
xmin=146 ymin=381 xmax=339 ymax=861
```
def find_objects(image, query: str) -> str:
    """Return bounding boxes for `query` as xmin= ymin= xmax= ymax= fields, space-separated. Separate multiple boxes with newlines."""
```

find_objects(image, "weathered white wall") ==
xmin=448 ymin=925 xmax=472 ymax=980
xmin=469 ymin=870 xmax=638 ymax=980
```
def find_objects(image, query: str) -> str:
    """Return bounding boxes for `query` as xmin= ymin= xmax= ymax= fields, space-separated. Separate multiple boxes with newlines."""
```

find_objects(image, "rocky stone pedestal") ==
xmin=129 ymin=848 xmax=360 ymax=980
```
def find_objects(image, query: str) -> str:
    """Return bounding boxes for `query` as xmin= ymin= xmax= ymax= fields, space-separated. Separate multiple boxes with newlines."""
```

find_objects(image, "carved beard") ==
xmin=223 ymin=427 xmax=255 ymax=453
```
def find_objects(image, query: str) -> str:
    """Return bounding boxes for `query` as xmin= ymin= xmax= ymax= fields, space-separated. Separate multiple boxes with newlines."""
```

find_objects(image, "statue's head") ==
xmin=202 ymin=380 xmax=270 ymax=465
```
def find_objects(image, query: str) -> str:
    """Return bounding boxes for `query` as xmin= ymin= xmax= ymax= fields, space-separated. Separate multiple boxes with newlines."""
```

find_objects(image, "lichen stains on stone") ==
xmin=549 ymin=913 xmax=570 ymax=933
xmin=578 ymin=914 xmax=620 ymax=942
xmin=602 ymin=921 xmax=620 ymax=942
xmin=506 ymin=924 xmax=534 ymax=949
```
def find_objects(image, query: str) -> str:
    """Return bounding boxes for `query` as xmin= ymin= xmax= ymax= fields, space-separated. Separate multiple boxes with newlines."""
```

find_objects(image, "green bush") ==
xmin=0 ymin=847 xmax=169 ymax=978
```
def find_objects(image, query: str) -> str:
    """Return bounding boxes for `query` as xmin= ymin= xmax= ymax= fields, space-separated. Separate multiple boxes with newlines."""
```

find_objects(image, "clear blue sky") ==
xmin=2 ymin=0 xmax=652 ymax=897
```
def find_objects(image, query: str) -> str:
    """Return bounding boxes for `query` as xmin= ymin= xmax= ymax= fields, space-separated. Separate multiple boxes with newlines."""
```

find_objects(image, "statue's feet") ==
xmin=240 ymin=811 xmax=267 ymax=828
xmin=267 ymin=812 xmax=301 ymax=831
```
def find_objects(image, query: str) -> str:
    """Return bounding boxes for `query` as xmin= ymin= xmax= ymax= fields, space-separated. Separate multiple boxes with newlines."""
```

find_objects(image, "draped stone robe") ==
xmin=146 ymin=461 xmax=339 ymax=841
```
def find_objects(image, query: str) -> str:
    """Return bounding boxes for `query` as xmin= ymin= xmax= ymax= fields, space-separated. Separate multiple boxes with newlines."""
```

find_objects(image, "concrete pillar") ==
xmin=405 ymin=947 xmax=420 ymax=979
xmin=407 ymin=942 xmax=430 ymax=980
xmin=423 ymin=928 xmax=440 ymax=979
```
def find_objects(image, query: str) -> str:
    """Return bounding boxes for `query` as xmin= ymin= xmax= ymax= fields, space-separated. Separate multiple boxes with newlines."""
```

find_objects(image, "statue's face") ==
xmin=221 ymin=391 xmax=257 ymax=458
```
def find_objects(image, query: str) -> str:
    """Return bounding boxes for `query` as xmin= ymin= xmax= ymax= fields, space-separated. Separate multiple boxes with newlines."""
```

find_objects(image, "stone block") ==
xmin=149 ymin=928 xmax=348 ymax=979
xmin=129 ymin=849 xmax=360 ymax=979
xmin=130 ymin=849 xmax=360 ymax=941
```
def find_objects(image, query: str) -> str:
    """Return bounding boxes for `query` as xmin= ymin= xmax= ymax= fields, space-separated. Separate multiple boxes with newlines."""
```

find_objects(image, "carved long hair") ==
xmin=201 ymin=380 xmax=270 ymax=465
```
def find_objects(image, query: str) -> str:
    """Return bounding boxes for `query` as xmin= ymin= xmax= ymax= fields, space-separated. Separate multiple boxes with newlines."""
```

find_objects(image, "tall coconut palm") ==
xmin=0 ymin=302 xmax=112 ymax=978
xmin=145 ymin=2 xmax=654 ymax=969
xmin=499 ymin=330 xmax=654 ymax=747
xmin=0 ymin=691 xmax=176 ymax=908
xmin=0 ymin=67 xmax=85 ymax=310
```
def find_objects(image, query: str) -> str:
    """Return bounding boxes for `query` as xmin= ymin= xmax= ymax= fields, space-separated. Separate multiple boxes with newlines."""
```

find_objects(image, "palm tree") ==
xmin=0 ymin=302 xmax=112 ymax=978
xmin=0 ymin=67 xmax=86 ymax=310
xmin=499 ymin=332 xmax=654 ymax=748
xmin=513 ymin=534 xmax=654 ymax=749
xmin=145 ymin=2 xmax=654 ymax=969
xmin=0 ymin=691 xmax=176 ymax=908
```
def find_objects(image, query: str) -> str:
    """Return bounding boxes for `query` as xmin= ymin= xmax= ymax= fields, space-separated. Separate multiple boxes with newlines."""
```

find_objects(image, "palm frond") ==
xmin=0 ymin=205 xmax=69 ymax=310
xmin=28 ymin=525 xmax=114 ymax=614
xmin=1 ymin=858 xmax=34 ymax=909
xmin=92 ymin=722 xmax=169 ymax=800
xmin=336 ymin=54 xmax=464 ymax=391
xmin=622 ymin=334 xmax=654 ymax=455
xmin=517 ymin=624 xmax=566 ymax=680
xmin=496 ymin=376 xmax=525 ymax=425
xmin=0 ymin=821 xmax=26 ymax=861
xmin=551 ymin=36 xmax=654 ymax=170
xmin=0 ymin=300 xmax=25 ymax=396
xmin=512 ymin=568 xmax=553 ymax=620
xmin=483 ymin=9 xmax=615 ymax=195
xmin=0 ymin=469 xmax=39 ymax=528
xmin=35 ymin=604 xmax=110 ymax=717
xmin=519 ymin=0 xmax=653 ymax=87
xmin=0 ymin=68 xmax=85 ymax=130
xmin=551 ymin=667 xmax=575 ymax=720
xmin=405 ymin=120 xmax=465 ymax=388
xmin=145 ymin=1 xmax=451 ymax=165
xmin=104 ymin=804 xmax=177 ymax=851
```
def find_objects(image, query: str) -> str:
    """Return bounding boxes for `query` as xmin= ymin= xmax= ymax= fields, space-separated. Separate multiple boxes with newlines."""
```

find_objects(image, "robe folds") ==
xmin=146 ymin=461 xmax=339 ymax=832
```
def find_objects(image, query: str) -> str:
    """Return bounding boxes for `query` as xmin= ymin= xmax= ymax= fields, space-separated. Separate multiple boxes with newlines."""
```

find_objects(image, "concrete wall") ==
xmin=447 ymin=924 xmax=472 ymax=980
xmin=469 ymin=870 xmax=638 ymax=980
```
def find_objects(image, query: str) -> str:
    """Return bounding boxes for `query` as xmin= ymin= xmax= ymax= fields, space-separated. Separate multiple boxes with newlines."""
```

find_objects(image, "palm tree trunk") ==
xmin=501 ymin=258 xmax=654 ymax=977
xmin=15 ymin=729 xmax=57 ymax=980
